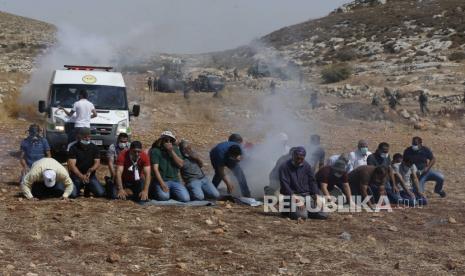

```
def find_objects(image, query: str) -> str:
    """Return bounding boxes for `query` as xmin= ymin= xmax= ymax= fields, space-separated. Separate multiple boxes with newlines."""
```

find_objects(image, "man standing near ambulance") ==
xmin=59 ymin=89 xmax=97 ymax=143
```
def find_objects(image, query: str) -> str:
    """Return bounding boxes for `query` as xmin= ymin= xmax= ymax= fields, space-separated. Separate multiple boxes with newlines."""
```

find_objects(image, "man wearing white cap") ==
xmin=149 ymin=130 xmax=190 ymax=202
xmin=21 ymin=157 xmax=74 ymax=200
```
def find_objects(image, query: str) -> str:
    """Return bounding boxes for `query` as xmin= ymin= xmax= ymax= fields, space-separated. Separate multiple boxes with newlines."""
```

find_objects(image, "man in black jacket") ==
xmin=279 ymin=147 xmax=327 ymax=220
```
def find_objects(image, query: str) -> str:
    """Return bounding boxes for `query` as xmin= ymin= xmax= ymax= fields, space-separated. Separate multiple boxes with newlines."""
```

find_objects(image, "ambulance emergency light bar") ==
xmin=64 ymin=65 xmax=113 ymax=71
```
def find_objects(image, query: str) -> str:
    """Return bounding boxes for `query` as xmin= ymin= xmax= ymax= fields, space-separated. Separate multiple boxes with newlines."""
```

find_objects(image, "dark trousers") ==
xmin=70 ymin=174 xmax=105 ymax=198
xmin=106 ymin=177 xmax=144 ymax=202
xmin=31 ymin=182 xmax=65 ymax=198
xmin=212 ymin=162 xmax=251 ymax=197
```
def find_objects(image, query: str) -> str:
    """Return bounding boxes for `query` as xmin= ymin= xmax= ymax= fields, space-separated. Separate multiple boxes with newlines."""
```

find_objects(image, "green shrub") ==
xmin=321 ymin=63 xmax=352 ymax=83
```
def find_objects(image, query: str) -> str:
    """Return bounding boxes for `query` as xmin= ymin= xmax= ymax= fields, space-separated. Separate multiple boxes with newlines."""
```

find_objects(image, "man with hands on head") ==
xmin=149 ymin=131 xmax=190 ymax=202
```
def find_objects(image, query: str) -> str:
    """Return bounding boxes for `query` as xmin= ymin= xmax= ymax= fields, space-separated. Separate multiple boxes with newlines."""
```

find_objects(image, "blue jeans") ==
xmin=106 ymin=177 xmax=144 ymax=202
xmin=70 ymin=174 xmax=105 ymax=198
xmin=398 ymin=190 xmax=427 ymax=206
xmin=211 ymin=161 xmax=251 ymax=197
xmin=31 ymin=182 xmax=65 ymax=198
xmin=187 ymin=177 xmax=220 ymax=200
xmin=418 ymin=170 xmax=444 ymax=193
xmin=150 ymin=180 xmax=190 ymax=202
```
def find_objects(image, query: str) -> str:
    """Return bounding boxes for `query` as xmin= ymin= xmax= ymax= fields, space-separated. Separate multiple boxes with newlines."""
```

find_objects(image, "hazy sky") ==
xmin=1 ymin=0 xmax=350 ymax=53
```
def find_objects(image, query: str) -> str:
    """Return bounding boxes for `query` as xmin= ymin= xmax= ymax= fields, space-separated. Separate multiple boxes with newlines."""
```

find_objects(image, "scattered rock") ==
xmin=213 ymin=209 xmax=224 ymax=216
xmin=244 ymin=229 xmax=252 ymax=234
xmin=223 ymin=250 xmax=233 ymax=255
xmin=6 ymin=264 xmax=15 ymax=270
xmin=446 ymin=259 xmax=458 ymax=270
xmin=414 ymin=122 xmax=428 ymax=130
xmin=63 ymin=235 xmax=73 ymax=242
xmin=218 ymin=220 xmax=226 ymax=227
xmin=26 ymin=273 xmax=38 ymax=276
xmin=205 ymin=219 xmax=214 ymax=226
xmin=388 ymin=225 xmax=399 ymax=232
xmin=212 ymin=228 xmax=225 ymax=235
xmin=176 ymin=262 xmax=187 ymax=270
xmin=69 ymin=230 xmax=78 ymax=238
xmin=31 ymin=232 xmax=42 ymax=241
xmin=367 ymin=235 xmax=376 ymax=242
xmin=225 ymin=203 xmax=232 ymax=209
xmin=400 ymin=109 xmax=410 ymax=119
xmin=394 ymin=262 xmax=400 ymax=269
xmin=135 ymin=217 xmax=141 ymax=222
xmin=1 ymin=188 xmax=7 ymax=193
xmin=299 ymin=257 xmax=311 ymax=264
xmin=339 ymin=232 xmax=351 ymax=241
xmin=106 ymin=253 xmax=121 ymax=263
xmin=154 ymin=227 xmax=163 ymax=233
xmin=120 ymin=236 xmax=129 ymax=245
xmin=448 ymin=217 xmax=457 ymax=224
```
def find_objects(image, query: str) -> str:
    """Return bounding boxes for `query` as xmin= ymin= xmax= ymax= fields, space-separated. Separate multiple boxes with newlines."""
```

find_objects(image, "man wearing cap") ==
xmin=326 ymin=153 xmax=350 ymax=172
xmin=19 ymin=124 xmax=51 ymax=178
xmin=67 ymin=127 xmax=105 ymax=198
xmin=109 ymin=141 xmax=151 ymax=201
xmin=210 ymin=139 xmax=251 ymax=197
xmin=21 ymin=157 xmax=74 ymax=200
xmin=316 ymin=160 xmax=353 ymax=205
xmin=278 ymin=147 xmax=327 ymax=220
xmin=149 ymin=131 xmax=190 ymax=202
xmin=348 ymin=140 xmax=372 ymax=172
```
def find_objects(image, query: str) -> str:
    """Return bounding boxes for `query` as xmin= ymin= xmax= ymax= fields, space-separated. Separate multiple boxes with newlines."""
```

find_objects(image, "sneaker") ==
xmin=437 ymin=191 xmax=446 ymax=198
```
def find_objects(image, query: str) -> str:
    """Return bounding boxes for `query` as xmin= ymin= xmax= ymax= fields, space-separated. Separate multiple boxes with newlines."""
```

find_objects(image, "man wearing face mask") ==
xmin=315 ymin=159 xmax=353 ymax=205
xmin=367 ymin=142 xmax=401 ymax=204
xmin=348 ymin=140 xmax=372 ymax=172
xmin=279 ymin=147 xmax=327 ymax=220
xmin=19 ymin=124 xmax=51 ymax=179
xmin=106 ymin=133 xmax=130 ymax=180
xmin=403 ymin=136 xmax=445 ymax=197
xmin=67 ymin=127 xmax=105 ymax=198
xmin=391 ymin=154 xmax=426 ymax=206
xmin=109 ymin=141 xmax=151 ymax=201
xmin=149 ymin=131 xmax=190 ymax=202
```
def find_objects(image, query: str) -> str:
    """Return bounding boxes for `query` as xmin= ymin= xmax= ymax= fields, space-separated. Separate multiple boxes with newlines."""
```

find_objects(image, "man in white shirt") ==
xmin=60 ymin=89 xmax=97 ymax=142
xmin=348 ymin=140 xmax=371 ymax=172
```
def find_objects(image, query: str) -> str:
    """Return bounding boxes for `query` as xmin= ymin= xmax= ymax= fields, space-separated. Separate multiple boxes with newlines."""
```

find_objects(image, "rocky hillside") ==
xmin=0 ymin=11 xmax=55 ymax=73
xmin=259 ymin=0 xmax=465 ymax=95
xmin=0 ymin=11 xmax=55 ymax=112
xmin=189 ymin=0 xmax=464 ymax=104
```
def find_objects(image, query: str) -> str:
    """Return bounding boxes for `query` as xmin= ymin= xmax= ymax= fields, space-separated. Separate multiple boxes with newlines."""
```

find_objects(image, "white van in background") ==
xmin=38 ymin=65 xmax=140 ymax=160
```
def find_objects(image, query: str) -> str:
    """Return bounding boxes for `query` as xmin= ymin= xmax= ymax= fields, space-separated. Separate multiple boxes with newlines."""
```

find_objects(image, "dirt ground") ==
xmin=0 ymin=74 xmax=464 ymax=275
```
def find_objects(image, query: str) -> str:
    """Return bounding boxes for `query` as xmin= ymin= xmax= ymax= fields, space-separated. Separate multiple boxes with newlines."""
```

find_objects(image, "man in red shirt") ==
xmin=110 ymin=141 xmax=151 ymax=201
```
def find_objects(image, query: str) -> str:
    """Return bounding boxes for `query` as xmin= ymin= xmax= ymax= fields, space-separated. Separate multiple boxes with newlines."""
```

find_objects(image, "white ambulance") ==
xmin=38 ymin=65 xmax=140 ymax=159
